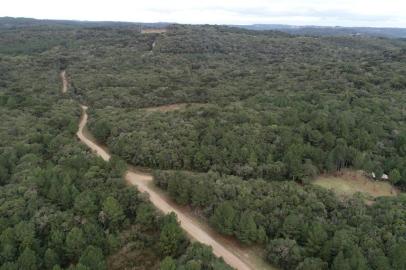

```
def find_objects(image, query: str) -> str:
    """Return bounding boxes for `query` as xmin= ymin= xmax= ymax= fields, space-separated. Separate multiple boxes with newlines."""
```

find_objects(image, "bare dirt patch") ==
xmin=313 ymin=170 xmax=399 ymax=198
xmin=60 ymin=70 xmax=68 ymax=93
xmin=141 ymin=28 xmax=167 ymax=34
xmin=142 ymin=103 xmax=206 ymax=112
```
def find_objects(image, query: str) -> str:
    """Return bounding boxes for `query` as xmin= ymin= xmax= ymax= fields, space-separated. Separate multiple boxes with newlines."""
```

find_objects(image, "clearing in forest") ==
xmin=142 ymin=103 xmax=206 ymax=112
xmin=141 ymin=28 xmax=167 ymax=34
xmin=313 ymin=170 xmax=399 ymax=198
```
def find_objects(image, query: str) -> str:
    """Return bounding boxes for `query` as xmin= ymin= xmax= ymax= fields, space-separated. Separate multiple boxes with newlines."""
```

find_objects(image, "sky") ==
xmin=2 ymin=0 xmax=406 ymax=27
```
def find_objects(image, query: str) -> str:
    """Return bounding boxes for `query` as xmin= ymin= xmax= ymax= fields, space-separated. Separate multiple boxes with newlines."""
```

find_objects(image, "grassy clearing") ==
xmin=142 ymin=103 xmax=206 ymax=112
xmin=313 ymin=170 xmax=399 ymax=198
xmin=141 ymin=28 xmax=167 ymax=34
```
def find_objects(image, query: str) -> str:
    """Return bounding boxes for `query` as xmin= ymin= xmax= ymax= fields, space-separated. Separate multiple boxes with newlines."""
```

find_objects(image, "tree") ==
xmin=92 ymin=120 xmax=111 ymax=143
xmin=348 ymin=246 xmax=368 ymax=270
xmin=210 ymin=202 xmax=236 ymax=236
xmin=389 ymin=169 xmax=401 ymax=184
xmin=185 ymin=260 xmax=202 ymax=270
xmin=66 ymin=227 xmax=86 ymax=259
xmin=136 ymin=203 xmax=155 ymax=226
xmin=236 ymin=211 xmax=258 ymax=244
xmin=160 ymin=256 xmax=176 ymax=270
xmin=305 ymin=222 xmax=328 ymax=256
xmin=267 ymin=238 xmax=302 ymax=269
xmin=102 ymin=196 xmax=125 ymax=230
xmin=331 ymin=252 xmax=351 ymax=270
xmin=295 ymin=257 xmax=327 ymax=270
xmin=0 ymin=262 xmax=17 ymax=270
xmin=74 ymin=191 xmax=98 ymax=216
xmin=17 ymin=248 xmax=37 ymax=270
xmin=159 ymin=213 xmax=188 ymax=257
xmin=390 ymin=242 xmax=406 ymax=270
xmin=79 ymin=246 xmax=106 ymax=270
xmin=44 ymin=248 xmax=60 ymax=269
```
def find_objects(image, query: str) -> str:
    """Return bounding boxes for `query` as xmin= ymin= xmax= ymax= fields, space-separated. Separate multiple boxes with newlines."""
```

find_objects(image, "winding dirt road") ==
xmin=62 ymin=71 xmax=273 ymax=270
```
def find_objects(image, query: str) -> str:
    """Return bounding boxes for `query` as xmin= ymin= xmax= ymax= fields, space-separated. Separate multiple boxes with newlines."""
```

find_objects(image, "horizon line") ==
xmin=2 ymin=16 xmax=406 ymax=30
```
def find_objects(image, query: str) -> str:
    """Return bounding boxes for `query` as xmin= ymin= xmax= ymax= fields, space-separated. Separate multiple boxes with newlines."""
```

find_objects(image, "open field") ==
xmin=313 ymin=170 xmax=399 ymax=198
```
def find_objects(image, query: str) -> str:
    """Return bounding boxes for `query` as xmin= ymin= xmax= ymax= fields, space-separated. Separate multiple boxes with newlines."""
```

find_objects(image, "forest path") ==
xmin=63 ymin=71 xmax=274 ymax=270
xmin=60 ymin=70 xmax=68 ymax=93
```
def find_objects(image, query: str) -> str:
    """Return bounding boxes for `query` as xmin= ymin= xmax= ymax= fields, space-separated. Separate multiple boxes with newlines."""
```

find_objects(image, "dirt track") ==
xmin=60 ymin=70 xmax=68 ymax=93
xmin=66 ymin=72 xmax=274 ymax=270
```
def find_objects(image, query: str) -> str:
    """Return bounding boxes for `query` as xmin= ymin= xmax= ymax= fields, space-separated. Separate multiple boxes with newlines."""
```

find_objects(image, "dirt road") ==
xmin=67 ymin=73 xmax=274 ymax=270
xmin=60 ymin=70 xmax=68 ymax=93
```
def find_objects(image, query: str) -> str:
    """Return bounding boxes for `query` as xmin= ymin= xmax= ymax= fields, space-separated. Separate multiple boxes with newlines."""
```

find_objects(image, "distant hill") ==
xmin=0 ymin=17 xmax=170 ymax=29
xmin=234 ymin=24 xmax=406 ymax=38
xmin=2 ymin=17 xmax=405 ymax=39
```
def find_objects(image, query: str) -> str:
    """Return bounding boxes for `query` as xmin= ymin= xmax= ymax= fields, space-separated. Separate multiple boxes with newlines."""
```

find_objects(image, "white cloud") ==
xmin=1 ymin=0 xmax=406 ymax=27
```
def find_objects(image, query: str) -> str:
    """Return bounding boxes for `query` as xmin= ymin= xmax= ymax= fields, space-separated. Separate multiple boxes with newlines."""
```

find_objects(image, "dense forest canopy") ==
xmin=67 ymin=24 xmax=406 ymax=189
xmin=0 ymin=20 xmax=231 ymax=270
xmin=1 ymin=18 xmax=406 ymax=270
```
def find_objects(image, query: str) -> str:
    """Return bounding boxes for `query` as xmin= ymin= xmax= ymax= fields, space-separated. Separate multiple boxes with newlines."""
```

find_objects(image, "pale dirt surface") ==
xmin=60 ymin=70 xmax=68 ymax=93
xmin=77 ymin=105 xmax=111 ymax=162
xmin=313 ymin=170 xmax=399 ymax=198
xmin=141 ymin=28 xmax=167 ymax=34
xmin=76 ymin=105 xmax=276 ymax=270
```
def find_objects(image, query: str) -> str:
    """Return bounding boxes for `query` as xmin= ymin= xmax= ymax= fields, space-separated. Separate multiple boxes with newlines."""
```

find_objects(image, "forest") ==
xmin=154 ymin=170 xmax=406 ymax=269
xmin=77 ymin=25 xmax=406 ymax=189
xmin=1 ymin=18 xmax=406 ymax=270
xmin=0 ymin=22 xmax=231 ymax=269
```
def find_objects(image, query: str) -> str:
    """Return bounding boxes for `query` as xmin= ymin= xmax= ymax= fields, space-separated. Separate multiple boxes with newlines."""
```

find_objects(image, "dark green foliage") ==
xmin=78 ymin=246 xmax=106 ymax=270
xmin=160 ymin=257 xmax=176 ymax=270
xmin=155 ymin=170 xmax=406 ymax=269
xmin=0 ymin=21 xmax=231 ymax=270
xmin=210 ymin=202 xmax=236 ymax=236
xmin=2 ymin=18 xmax=406 ymax=270
xmin=69 ymin=24 xmax=406 ymax=191
xmin=158 ymin=213 xmax=188 ymax=257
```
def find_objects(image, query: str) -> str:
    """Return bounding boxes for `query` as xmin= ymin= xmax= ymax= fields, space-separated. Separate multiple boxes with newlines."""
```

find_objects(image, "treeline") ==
xmin=154 ymin=170 xmax=406 ymax=270
xmin=0 ymin=36 xmax=231 ymax=269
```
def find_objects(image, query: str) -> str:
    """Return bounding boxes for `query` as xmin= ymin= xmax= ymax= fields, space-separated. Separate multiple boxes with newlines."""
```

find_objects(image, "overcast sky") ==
xmin=2 ymin=0 xmax=406 ymax=27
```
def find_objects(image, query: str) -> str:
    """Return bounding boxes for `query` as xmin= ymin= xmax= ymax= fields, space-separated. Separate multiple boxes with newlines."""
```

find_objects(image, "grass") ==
xmin=312 ymin=170 xmax=399 ymax=199
xmin=142 ymin=103 xmax=207 ymax=112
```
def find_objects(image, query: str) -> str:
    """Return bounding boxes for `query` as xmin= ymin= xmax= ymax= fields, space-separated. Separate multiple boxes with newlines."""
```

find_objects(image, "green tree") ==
xmin=79 ymin=246 xmax=106 ymax=270
xmin=331 ymin=251 xmax=351 ymax=270
xmin=66 ymin=227 xmax=86 ymax=259
xmin=44 ymin=248 xmax=60 ymax=269
xmin=349 ymin=246 xmax=368 ymax=270
xmin=185 ymin=260 xmax=202 ymax=270
xmin=159 ymin=213 xmax=188 ymax=257
xmin=390 ymin=242 xmax=406 ymax=270
xmin=74 ymin=191 xmax=98 ymax=216
xmin=102 ymin=196 xmax=125 ymax=230
xmin=17 ymin=248 xmax=37 ymax=270
xmin=136 ymin=203 xmax=155 ymax=226
xmin=236 ymin=211 xmax=258 ymax=244
xmin=92 ymin=120 xmax=111 ymax=143
xmin=267 ymin=239 xmax=302 ymax=269
xmin=160 ymin=256 xmax=176 ymax=270
xmin=389 ymin=169 xmax=401 ymax=184
xmin=210 ymin=202 xmax=236 ymax=236
xmin=295 ymin=257 xmax=327 ymax=270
